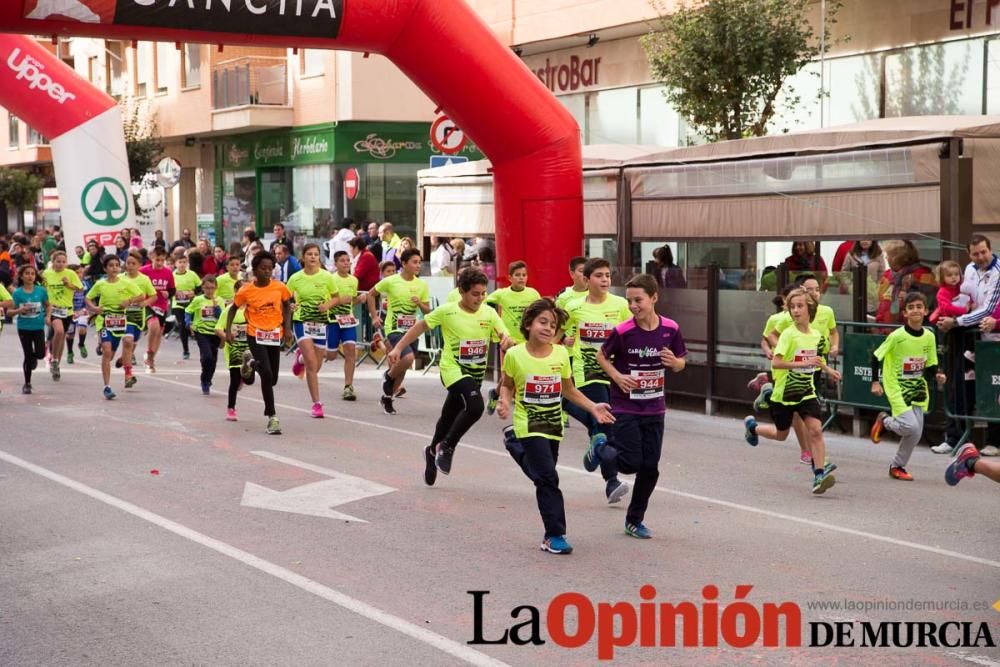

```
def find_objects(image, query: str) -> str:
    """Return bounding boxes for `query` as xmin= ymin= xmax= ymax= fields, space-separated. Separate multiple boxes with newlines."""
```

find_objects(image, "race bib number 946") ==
xmin=459 ymin=339 xmax=488 ymax=364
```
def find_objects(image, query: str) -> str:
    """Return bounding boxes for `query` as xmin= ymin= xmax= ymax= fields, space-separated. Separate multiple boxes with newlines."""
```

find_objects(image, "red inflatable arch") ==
xmin=0 ymin=0 xmax=584 ymax=296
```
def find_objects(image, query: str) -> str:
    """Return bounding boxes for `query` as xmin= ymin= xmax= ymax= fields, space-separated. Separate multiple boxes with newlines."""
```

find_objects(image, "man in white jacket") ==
xmin=938 ymin=234 xmax=1000 ymax=455
xmin=324 ymin=219 xmax=356 ymax=271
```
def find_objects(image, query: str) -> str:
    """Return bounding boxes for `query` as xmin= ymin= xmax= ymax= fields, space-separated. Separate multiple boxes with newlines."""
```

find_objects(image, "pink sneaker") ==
xmin=800 ymin=451 xmax=813 ymax=465
xmin=747 ymin=372 xmax=770 ymax=393
xmin=292 ymin=349 xmax=305 ymax=378
xmin=226 ymin=408 xmax=237 ymax=422
xmin=311 ymin=402 xmax=324 ymax=418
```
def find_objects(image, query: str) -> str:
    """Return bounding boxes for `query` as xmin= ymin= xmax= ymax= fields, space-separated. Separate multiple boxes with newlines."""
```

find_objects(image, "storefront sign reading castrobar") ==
xmin=25 ymin=0 xmax=345 ymax=38
xmin=532 ymin=55 xmax=601 ymax=93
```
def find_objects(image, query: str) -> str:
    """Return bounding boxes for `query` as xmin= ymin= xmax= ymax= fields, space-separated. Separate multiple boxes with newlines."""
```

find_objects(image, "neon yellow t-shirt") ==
xmin=503 ymin=343 xmax=572 ymax=441
xmin=331 ymin=272 xmax=359 ymax=326
xmin=565 ymin=294 xmax=631 ymax=387
xmin=186 ymin=294 xmax=227 ymax=335
xmin=216 ymin=273 xmax=240 ymax=303
xmin=287 ymin=269 xmax=338 ymax=323
xmin=486 ymin=286 xmax=541 ymax=344
xmin=423 ymin=301 xmax=508 ymax=387
xmin=86 ymin=278 xmax=143 ymax=335
xmin=774 ymin=304 xmax=836 ymax=356
xmin=374 ymin=274 xmax=430 ymax=335
xmin=42 ymin=267 xmax=83 ymax=313
xmin=172 ymin=270 xmax=202 ymax=310
xmin=447 ymin=287 xmax=460 ymax=303
xmin=556 ymin=286 xmax=588 ymax=312
xmin=770 ymin=325 xmax=821 ymax=405
xmin=873 ymin=327 xmax=938 ymax=417
xmin=762 ymin=311 xmax=786 ymax=337
xmin=121 ymin=272 xmax=156 ymax=329
xmin=0 ymin=284 xmax=11 ymax=302
xmin=216 ymin=307 xmax=249 ymax=367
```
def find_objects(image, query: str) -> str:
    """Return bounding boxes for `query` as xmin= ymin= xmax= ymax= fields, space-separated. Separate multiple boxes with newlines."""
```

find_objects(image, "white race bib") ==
xmin=579 ymin=322 xmax=613 ymax=347
xmin=51 ymin=306 xmax=69 ymax=319
xmin=200 ymin=306 xmax=219 ymax=321
xmin=336 ymin=313 xmax=358 ymax=328
xmin=104 ymin=313 xmax=127 ymax=333
xmin=395 ymin=313 xmax=417 ymax=331
xmin=459 ymin=338 xmax=488 ymax=365
xmin=792 ymin=348 xmax=819 ymax=374
xmin=303 ymin=321 xmax=326 ymax=339
xmin=901 ymin=356 xmax=925 ymax=380
xmin=255 ymin=327 xmax=281 ymax=346
xmin=233 ymin=323 xmax=247 ymax=343
xmin=20 ymin=302 xmax=41 ymax=317
xmin=523 ymin=374 xmax=562 ymax=405
xmin=629 ymin=369 xmax=665 ymax=400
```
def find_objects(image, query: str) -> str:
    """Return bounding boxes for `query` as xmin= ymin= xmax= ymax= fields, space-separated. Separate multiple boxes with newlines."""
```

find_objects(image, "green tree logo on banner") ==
xmin=81 ymin=177 xmax=130 ymax=226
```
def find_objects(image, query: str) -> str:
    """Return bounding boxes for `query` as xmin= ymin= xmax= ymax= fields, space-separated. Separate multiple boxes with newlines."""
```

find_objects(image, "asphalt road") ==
xmin=0 ymin=337 xmax=998 ymax=666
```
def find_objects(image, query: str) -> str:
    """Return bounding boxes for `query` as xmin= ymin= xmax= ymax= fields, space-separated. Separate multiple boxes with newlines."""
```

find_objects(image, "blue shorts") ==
xmin=100 ymin=327 xmax=139 ymax=352
xmin=294 ymin=321 xmax=329 ymax=348
xmin=387 ymin=331 xmax=419 ymax=358
xmin=327 ymin=323 xmax=358 ymax=348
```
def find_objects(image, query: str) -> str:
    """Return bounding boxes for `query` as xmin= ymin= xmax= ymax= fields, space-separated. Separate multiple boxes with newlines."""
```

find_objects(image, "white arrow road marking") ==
xmin=241 ymin=451 xmax=395 ymax=523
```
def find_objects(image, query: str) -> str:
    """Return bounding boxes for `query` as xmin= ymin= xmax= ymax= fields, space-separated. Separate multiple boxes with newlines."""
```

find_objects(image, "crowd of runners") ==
xmin=1 ymin=234 xmax=998 ymax=555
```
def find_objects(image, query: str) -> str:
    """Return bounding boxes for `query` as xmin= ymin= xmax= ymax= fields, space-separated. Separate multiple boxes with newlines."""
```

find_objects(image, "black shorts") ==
xmin=769 ymin=398 xmax=822 ymax=432
xmin=50 ymin=315 xmax=74 ymax=331
xmin=387 ymin=331 xmax=419 ymax=358
xmin=147 ymin=309 xmax=166 ymax=327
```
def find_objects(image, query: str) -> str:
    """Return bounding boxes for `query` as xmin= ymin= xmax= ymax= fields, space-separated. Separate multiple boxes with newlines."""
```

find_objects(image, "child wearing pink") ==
xmin=930 ymin=261 xmax=969 ymax=324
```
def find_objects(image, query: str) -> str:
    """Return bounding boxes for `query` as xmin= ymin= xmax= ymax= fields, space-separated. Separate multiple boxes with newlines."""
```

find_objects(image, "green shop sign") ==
xmin=975 ymin=341 xmax=1000 ymax=420
xmin=218 ymin=122 xmax=482 ymax=170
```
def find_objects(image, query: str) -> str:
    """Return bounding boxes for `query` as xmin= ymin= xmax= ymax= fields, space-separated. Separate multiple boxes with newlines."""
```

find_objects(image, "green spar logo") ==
xmin=81 ymin=177 xmax=129 ymax=226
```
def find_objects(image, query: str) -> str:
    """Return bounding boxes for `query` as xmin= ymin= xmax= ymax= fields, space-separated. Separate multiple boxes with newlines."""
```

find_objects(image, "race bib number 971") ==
xmin=524 ymin=375 xmax=562 ymax=405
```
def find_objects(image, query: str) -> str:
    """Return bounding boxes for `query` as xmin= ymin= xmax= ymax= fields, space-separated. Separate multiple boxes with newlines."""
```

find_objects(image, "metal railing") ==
xmin=212 ymin=56 xmax=287 ymax=110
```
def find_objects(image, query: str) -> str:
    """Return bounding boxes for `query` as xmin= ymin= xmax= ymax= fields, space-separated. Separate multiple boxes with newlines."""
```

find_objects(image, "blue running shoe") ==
xmin=103 ymin=386 xmax=116 ymax=400
xmin=583 ymin=433 xmax=607 ymax=472
xmin=201 ymin=382 xmax=211 ymax=395
xmin=812 ymin=471 xmax=836 ymax=495
xmin=540 ymin=535 xmax=573 ymax=554
xmin=945 ymin=443 xmax=980 ymax=486
xmin=744 ymin=416 xmax=759 ymax=446
xmin=625 ymin=522 xmax=652 ymax=539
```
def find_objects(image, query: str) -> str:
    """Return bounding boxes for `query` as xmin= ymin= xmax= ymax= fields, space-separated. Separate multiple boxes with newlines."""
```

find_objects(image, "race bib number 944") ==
xmin=629 ymin=369 xmax=665 ymax=400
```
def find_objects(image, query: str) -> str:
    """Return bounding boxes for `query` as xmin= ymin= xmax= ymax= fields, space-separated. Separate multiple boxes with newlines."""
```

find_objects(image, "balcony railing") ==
xmin=212 ymin=56 xmax=287 ymax=110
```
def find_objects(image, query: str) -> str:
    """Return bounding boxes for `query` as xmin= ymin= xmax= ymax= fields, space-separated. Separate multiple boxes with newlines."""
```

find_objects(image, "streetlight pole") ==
xmin=819 ymin=0 xmax=826 ymax=127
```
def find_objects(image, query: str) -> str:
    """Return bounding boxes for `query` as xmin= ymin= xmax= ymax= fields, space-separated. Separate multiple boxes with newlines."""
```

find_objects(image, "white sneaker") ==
xmin=930 ymin=442 xmax=953 ymax=454
xmin=981 ymin=445 xmax=999 ymax=457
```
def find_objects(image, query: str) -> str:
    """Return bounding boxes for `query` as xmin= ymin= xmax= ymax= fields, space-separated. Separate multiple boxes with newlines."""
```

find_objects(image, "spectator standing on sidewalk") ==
xmin=937 ymin=234 xmax=1000 ymax=456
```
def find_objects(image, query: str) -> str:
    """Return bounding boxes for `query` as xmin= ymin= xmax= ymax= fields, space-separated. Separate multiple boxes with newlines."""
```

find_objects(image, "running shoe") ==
xmin=606 ymin=479 xmax=630 ymax=504
xmin=743 ymin=416 xmax=759 ymax=447
xmin=435 ymin=443 xmax=455 ymax=475
xmin=945 ymin=443 xmax=979 ymax=486
xmin=311 ymin=402 xmax=324 ymax=418
xmin=800 ymin=451 xmax=813 ymax=465
xmin=811 ymin=471 xmax=836 ymax=495
xmin=486 ymin=387 xmax=499 ymax=416
xmin=931 ymin=442 xmax=954 ymax=455
xmin=423 ymin=444 xmax=437 ymax=486
xmin=625 ymin=522 xmax=652 ymax=539
xmin=201 ymin=382 xmax=211 ymax=396
xmin=380 ymin=394 xmax=396 ymax=415
xmin=103 ymin=386 xmax=116 ymax=400
xmin=226 ymin=408 xmax=238 ymax=422
xmin=870 ymin=411 xmax=888 ymax=444
xmin=265 ymin=416 xmax=281 ymax=435
xmin=240 ymin=350 xmax=255 ymax=382
xmin=144 ymin=352 xmax=155 ymax=374
xmin=21 ymin=383 xmax=31 ymax=395
xmin=115 ymin=357 xmax=124 ymax=369
xmin=583 ymin=432 xmax=607 ymax=471
xmin=888 ymin=466 xmax=913 ymax=481
xmin=540 ymin=535 xmax=573 ymax=554
xmin=982 ymin=445 xmax=1000 ymax=457
xmin=79 ymin=344 xmax=88 ymax=359
xmin=66 ymin=349 xmax=74 ymax=365
xmin=124 ymin=374 xmax=137 ymax=389
xmin=183 ymin=351 xmax=190 ymax=360
xmin=342 ymin=385 xmax=357 ymax=401
xmin=753 ymin=383 xmax=772 ymax=412
xmin=51 ymin=360 xmax=60 ymax=381
xmin=292 ymin=349 xmax=305 ymax=379
xmin=395 ymin=386 xmax=407 ymax=399
xmin=381 ymin=371 xmax=395 ymax=398
xmin=747 ymin=372 xmax=770 ymax=393
xmin=823 ymin=462 xmax=838 ymax=476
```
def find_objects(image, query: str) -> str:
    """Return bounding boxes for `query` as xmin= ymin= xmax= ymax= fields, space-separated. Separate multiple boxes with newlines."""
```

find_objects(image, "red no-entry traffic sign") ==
xmin=344 ymin=167 xmax=360 ymax=200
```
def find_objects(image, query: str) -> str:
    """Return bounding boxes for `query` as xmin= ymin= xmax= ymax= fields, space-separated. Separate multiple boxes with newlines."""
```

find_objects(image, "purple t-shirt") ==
xmin=601 ymin=316 xmax=687 ymax=416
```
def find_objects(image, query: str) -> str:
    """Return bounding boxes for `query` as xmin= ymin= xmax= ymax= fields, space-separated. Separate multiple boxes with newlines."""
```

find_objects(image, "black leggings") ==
xmin=194 ymin=332 xmax=220 ymax=386
xmin=172 ymin=307 xmax=191 ymax=354
xmin=247 ymin=338 xmax=281 ymax=416
xmin=431 ymin=376 xmax=484 ymax=448
xmin=228 ymin=366 xmax=256 ymax=410
xmin=514 ymin=436 xmax=566 ymax=539
xmin=18 ymin=329 xmax=46 ymax=384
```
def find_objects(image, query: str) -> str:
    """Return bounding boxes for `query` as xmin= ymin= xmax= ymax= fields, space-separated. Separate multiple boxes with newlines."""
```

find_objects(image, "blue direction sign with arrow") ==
xmin=429 ymin=155 xmax=470 ymax=169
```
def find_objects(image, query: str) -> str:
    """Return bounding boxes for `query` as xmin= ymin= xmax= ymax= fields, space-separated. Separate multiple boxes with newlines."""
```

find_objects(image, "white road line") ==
xmin=0 ymin=449 xmax=508 ymax=667
xmin=79 ymin=365 xmax=1000 ymax=570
